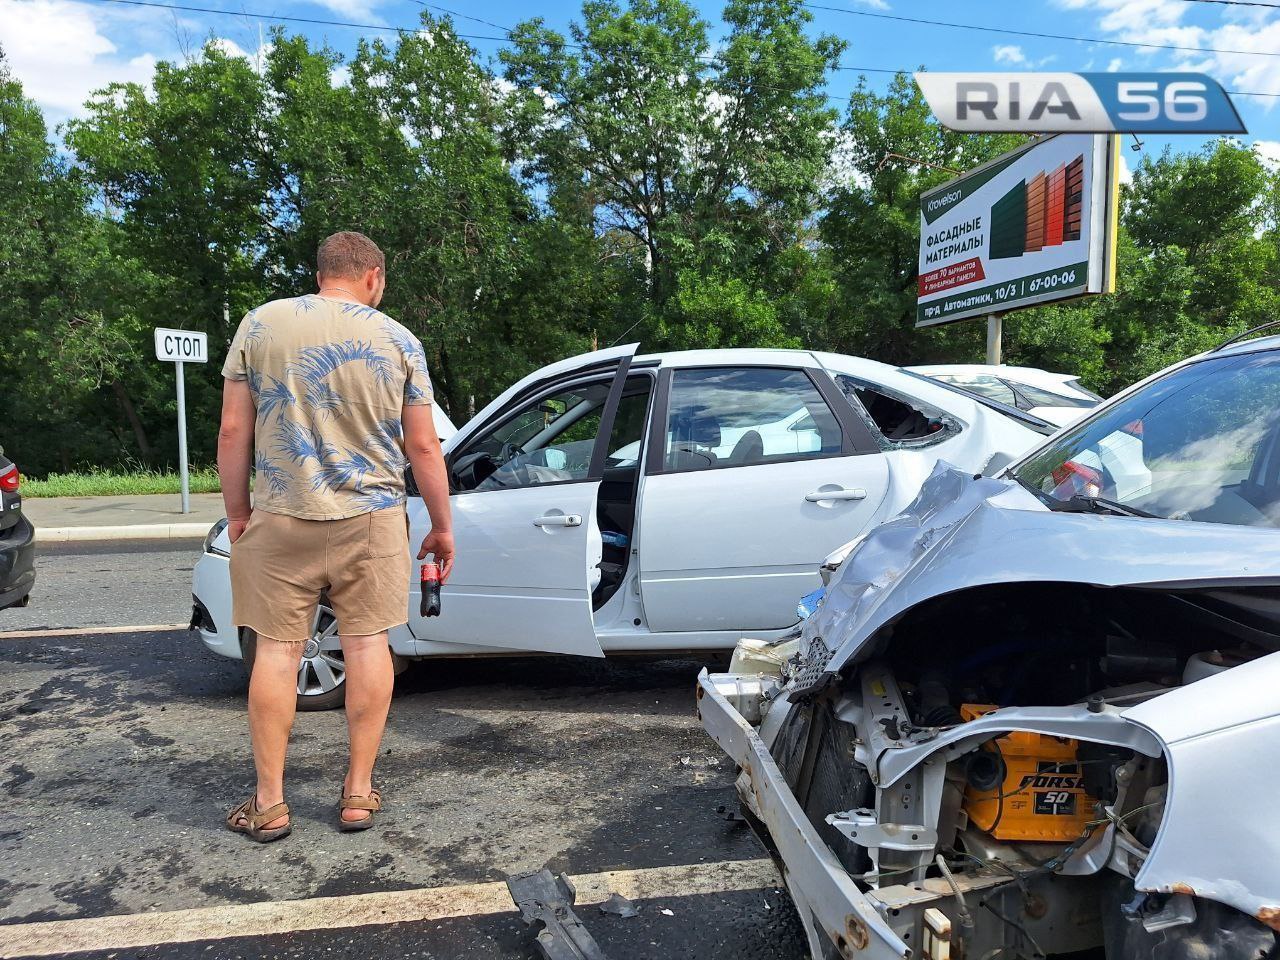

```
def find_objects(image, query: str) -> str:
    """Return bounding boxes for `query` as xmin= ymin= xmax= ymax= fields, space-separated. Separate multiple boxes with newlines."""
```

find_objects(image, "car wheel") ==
xmin=241 ymin=605 xmax=347 ymax=712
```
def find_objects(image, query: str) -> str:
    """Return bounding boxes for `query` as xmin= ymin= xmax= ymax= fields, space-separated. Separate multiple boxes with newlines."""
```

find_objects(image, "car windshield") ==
xmin=1013 ymin=350 xmax=1280 ymax=527
xmin=1010 ymin=381 xmax=1098 ymax=409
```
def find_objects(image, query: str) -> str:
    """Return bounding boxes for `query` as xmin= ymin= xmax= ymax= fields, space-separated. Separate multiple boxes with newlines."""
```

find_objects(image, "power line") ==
xmin=414 ymin=2 xmax=512 ymax=36
xmin=800 ymin=1 xmax=1280 ymax=58
xmin=1175 ymin=0 xmax=1280 ymax=7
xmin=86 ymin=0 xmax=452 ymax=35
xmin=406 ymin=0 xmax=892 ymax=100
xmin=411 ymin=1 xmax=900 ymax=76
xmin=81 ymin=0 xmax=875 ymax=100
xmin=70 ymin=0 xmax=1280 ymax=100
xmin=416 ymin=0 xmax=1276 ymax=99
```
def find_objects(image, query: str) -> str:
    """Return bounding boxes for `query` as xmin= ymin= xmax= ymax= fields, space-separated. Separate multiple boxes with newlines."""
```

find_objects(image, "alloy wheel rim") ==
xmin=297 ymin=605 xmax=345 ymax=696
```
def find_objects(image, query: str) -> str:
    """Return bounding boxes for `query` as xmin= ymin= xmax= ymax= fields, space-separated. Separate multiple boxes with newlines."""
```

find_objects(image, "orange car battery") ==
xmin=960 ymin=703 xmax=1097 ymax=842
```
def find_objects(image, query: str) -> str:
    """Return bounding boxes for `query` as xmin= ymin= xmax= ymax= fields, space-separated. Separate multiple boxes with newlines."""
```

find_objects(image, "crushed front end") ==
xmin=699 ymin=466 xmax=1280 ymax=960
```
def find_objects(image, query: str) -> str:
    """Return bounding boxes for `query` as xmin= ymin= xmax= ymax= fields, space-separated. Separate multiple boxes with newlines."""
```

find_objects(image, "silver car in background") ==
xmin=910 ymin=363 xmax=1103 ymax=427
xmin=700 ymin=330 xmax=1280 ymax=959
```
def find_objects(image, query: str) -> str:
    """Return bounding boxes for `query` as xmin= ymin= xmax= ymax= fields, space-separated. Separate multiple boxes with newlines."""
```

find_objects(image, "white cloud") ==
xmin=1106 ymin=58 xmax=1124 ymax=72
xmin=1057 ymin=0 xmax=1189 ymax=36
xmin=0 ymin=0 xmax=162 ymax=120
xmin=1254 ymin=140 xmax=1280 ymax=170
xmin=1205 ymin=19 xmax=1280 ymax=107
xmin=993 ymin=44 xmax=1027 ymax=65
xmin=308 ymin=0 xmax=385 ymax=25
xmin=1117 ymin=150 xmax=1134 ymax=185
xmin=1056 ymin=0 xmax=1280 ymax=105
xmin=208 ymin=36 xmax=247 ymax=59
xmin=208 ymin=35 xmax=273 ymax=73
xmin=992 ymin=45 xmax=1057 ymax=68
xmin=846 ymin=0 xmax=890 ymax=9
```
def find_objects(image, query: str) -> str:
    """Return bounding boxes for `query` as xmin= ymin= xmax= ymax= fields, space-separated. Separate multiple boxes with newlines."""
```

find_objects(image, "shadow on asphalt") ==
xmin=0 ymin=628 xmax=777 ymax=939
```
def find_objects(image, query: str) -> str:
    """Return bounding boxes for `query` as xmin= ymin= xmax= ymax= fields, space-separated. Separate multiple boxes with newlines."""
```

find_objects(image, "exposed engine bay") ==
xmin=735 ymin=582 xmax=1280 ymax=960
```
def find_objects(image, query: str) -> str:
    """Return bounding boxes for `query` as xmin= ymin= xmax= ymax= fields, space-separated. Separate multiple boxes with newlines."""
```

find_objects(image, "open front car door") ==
xmin=407 ymin=345 xmax=639 ymax=657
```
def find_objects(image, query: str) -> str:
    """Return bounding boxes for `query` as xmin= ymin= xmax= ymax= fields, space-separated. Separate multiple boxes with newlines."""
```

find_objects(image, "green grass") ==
xmin=22 ymin=467 xmax=222 ymax=498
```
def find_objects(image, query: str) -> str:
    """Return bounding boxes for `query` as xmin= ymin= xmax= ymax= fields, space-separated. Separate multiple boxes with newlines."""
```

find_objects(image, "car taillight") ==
xmin=1050 ymin=460 xmax=1102 ymax=498
xmin=0 ymin=465 xmax=18 ymax=493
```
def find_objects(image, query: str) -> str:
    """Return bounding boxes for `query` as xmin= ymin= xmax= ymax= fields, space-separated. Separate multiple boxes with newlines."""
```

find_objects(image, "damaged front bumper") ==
xmin=698 ymin=669 xmax=911 ymax=959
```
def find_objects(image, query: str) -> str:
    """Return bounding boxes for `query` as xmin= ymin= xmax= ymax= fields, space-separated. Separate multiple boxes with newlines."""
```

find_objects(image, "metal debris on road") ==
xmin=506 ymin=868 xmax=609 ymax=960
xmin=598 ymin=893 xmax=639 ymax=919
xmin=716 ymin=803 xmax=746 ymax=822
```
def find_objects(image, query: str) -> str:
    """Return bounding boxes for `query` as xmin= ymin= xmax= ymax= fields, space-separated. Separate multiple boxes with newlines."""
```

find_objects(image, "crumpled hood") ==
xmin=812 ymin=462 xmax=1280 ymax=676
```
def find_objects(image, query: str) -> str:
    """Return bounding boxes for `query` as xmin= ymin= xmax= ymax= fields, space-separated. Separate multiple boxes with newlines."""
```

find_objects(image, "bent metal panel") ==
xmin=916 ymin=133 xmax=1119 ymax=328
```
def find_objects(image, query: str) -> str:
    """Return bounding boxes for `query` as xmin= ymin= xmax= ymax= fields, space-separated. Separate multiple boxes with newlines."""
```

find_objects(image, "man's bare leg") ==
xmin=241 ymin=636 xmax=304 ymax=830
xmin=340 ymin=631 xmax=394 ymax=823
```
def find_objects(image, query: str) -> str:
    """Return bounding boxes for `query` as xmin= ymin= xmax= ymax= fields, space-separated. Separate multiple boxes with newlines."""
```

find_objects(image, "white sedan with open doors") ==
xmin=191 ymin=345 xmax=1051 ymax=709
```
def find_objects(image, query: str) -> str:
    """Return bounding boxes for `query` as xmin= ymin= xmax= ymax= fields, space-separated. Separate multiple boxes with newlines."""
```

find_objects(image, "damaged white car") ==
xmin=194 ymin=345 xmax=1048 ymax=709
xmin=699 ymin=329 xmax=1280 ymax=959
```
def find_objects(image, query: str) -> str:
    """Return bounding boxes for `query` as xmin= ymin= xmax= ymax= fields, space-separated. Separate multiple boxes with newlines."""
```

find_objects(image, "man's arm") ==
xmin=218 ymin=378 xmax=256 ymax=543
xmin=402 ymin=403 xmax=455 ymax=580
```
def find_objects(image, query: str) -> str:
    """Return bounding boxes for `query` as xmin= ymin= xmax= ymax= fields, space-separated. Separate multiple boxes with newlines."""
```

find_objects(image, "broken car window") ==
xmin=836 ymin=376 xmax=957 ymax=448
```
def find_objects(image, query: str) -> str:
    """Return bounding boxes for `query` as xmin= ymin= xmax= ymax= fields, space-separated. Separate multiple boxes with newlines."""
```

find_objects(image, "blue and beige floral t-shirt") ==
xmin=222 ymin=295 xmax=434 ymax=520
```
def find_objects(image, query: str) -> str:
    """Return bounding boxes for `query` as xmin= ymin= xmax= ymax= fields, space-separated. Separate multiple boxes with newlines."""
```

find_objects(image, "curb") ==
xmin=34 ymin=523 xmax=212 ymax=543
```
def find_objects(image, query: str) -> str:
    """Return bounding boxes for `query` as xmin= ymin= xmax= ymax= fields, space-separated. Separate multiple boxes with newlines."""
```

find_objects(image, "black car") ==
xmin=0 ymin=449 xmax=34 ymax=610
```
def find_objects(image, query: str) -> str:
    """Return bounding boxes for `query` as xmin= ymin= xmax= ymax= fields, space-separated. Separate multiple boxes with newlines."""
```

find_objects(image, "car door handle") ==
xmin=805 ymin=487 xmax=867 ymax=502
xmin=533 ymin=514 xmax=583 ymax=527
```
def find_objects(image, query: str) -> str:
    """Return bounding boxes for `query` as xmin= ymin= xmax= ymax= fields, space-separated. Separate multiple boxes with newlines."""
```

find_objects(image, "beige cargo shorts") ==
xmin=230 ymin=506 xmax=410 ymax=642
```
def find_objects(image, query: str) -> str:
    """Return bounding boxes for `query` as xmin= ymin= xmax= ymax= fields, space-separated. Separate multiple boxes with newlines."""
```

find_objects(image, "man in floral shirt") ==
xmin=218 ymin=231 xmax=454 ymax=842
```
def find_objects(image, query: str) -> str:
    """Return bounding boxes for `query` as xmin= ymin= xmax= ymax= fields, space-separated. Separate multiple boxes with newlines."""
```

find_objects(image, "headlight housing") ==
xmin=204 ymin=517 xmax=230 ymax=557
xmin=819 ymin=533 xmax=865 ymax=585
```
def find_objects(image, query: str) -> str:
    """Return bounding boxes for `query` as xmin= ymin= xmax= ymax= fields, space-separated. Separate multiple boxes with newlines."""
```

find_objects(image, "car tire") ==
xmin=241 ymin=604 xmax=347 ymax=712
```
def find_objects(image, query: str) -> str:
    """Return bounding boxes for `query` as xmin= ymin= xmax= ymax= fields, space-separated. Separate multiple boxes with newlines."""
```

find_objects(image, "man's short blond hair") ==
xmin=317 ymin=231 xmax=385 ymax=279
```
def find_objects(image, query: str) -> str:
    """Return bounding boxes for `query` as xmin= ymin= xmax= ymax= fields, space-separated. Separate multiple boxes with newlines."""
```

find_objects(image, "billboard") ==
xmin=916 ymin=133 xmax=1119 ymax=327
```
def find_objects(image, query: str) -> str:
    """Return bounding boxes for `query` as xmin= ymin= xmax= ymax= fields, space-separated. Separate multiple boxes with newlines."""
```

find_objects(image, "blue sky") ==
xmin=2 ymin=0 xmax=1278 ymax=167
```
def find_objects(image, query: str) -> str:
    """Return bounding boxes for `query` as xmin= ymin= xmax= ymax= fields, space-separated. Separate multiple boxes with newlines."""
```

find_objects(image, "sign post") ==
xmin=916 ymin=133 xmax=1120 ymax=357
xmin=153 ymin=327 xmax=209 ymax=514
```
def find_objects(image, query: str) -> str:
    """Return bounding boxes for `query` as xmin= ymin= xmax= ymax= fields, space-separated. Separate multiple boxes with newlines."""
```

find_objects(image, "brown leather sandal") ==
xmin=227 ymin=796 xmax=292 ymax=843
xmin=338 ymin=788 xmax=382 ymax=832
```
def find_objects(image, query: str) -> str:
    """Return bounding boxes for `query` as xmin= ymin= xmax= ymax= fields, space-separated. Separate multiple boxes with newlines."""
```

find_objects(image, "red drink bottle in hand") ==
xmin=420 ymin=561 xmax=442 ymax=618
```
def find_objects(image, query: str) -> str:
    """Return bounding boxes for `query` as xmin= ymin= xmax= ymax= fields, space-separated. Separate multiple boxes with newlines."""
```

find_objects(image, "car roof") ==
xmin=635 ymin=347 xmax=833 ymax=367
xmin=1209 ymin=332 xmax=1280 ymax=361
xmin=634 ymin=347 xmax=913 ymax=381
xmin=909 ymin=363 xmax=1076 ymax=383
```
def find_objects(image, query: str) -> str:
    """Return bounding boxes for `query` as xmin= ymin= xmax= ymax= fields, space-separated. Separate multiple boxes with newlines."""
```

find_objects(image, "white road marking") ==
xmin=0 ymin=858 xmax=780 ymax=957
xmin=0 ymin=623 xmax=188 ymax=640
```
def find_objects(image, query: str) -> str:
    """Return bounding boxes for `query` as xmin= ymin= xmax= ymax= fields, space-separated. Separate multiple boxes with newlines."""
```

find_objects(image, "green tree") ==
xmin=260 ymin=22 xmax=538 ymax=418
xmin=0 ymin=49 xmax=158 ymax=473
xmin=1010 ymin=140 xmax=1280 ymax=394
xmin=503 ymin=0 xmax=843 ymax=349
xmin=64 ymin=42 xmax=273 ymax=467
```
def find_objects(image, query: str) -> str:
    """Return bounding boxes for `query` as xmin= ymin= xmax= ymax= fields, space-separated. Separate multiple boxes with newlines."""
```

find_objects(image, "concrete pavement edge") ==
xmin=33 ymin=523 xmax=211 ymax=543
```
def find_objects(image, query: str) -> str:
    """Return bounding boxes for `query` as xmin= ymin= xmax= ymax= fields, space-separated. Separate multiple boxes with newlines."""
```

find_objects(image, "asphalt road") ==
xmin=1 ymin=540 xmax=197 ymax=631
xmin=0 ymin=543 xmax=806 ymax=959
